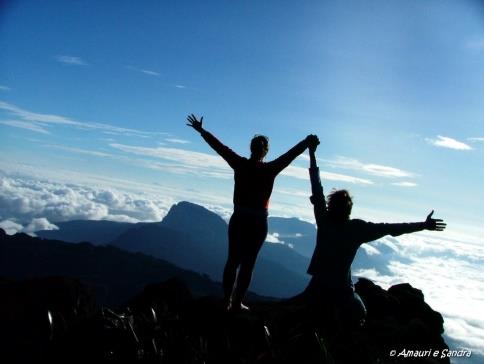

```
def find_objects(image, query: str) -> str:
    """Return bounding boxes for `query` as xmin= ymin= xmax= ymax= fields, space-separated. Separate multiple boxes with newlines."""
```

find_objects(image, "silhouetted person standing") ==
xmin=187 ymin=114 xmax=319 ymax=311
xmin=306 ymin=142 xmax=446 ymax=327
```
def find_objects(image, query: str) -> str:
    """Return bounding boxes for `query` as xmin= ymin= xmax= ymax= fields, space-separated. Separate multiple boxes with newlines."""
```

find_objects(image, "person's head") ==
xmin=327 ymin=189 xmax=353 ymax=222
xmin=250 ymin=135 xmax=269 ymax=160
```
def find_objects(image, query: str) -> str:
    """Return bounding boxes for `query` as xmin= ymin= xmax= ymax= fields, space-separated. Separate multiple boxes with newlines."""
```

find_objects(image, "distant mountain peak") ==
xmin=162 ymin=201 xmax=227 ymax=232
xmin=166 ymin=201 xmax=219 ymax=216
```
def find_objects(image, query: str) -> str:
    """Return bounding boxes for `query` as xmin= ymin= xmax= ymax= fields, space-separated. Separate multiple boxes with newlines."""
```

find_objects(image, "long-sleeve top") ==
xmin=307 ymin=165 xmax=425 ymax=288
xmin=201 ymin=129 xmax=308 ymax=211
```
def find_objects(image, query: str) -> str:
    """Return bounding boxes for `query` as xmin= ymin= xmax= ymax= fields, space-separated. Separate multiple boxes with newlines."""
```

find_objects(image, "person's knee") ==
xmin=225 ymin=251 xmax=242 ymax=267
xmin=239 ymin=257 xmax=257 ymax=274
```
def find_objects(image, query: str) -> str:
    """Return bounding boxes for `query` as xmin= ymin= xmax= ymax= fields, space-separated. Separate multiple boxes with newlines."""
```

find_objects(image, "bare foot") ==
xmin=240 ymin=302 xmax=250 ymax=311
xmin=227 ymin=301 xmax=250 ymax=313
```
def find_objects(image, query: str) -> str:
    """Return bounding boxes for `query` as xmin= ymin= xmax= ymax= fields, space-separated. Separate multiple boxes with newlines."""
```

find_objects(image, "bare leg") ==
xmin=224 ymin=213 xmax=242 ymax=306
xmin=226 ymin=211 xmax=267 ymax=311
xmin=223 ymin=256 xmax=239 ymax=304
xmin=230 ymin=256 xmax=257 ymax=309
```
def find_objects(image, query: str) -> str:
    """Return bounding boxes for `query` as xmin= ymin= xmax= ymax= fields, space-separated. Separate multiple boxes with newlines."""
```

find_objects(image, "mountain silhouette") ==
xmin=1 ymin=223 xmax=464 ymax=364
xmin=0 ymin=229 xmax=225 ymax=305
xmin=37 ymin=201 xmax=408 ymax=297
xmin=37 ymin=219 xmax=135 ymax=245
xmin=110 ymin=201 xmax=309 ymax=297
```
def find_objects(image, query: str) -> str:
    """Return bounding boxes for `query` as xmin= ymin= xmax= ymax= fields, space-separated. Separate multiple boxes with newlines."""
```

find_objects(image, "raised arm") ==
xmin=268 ymin=134 xmax=318 ymax=175
xmin=186 ymin=114 xmax=242 ymax=169
xmin=308 ymin=139 xmax=326 ymax=227
xmin=356 ymin=210 xmax=446 ymax=244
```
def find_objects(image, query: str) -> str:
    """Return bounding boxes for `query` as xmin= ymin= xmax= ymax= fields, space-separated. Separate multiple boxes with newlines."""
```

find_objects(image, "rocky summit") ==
xmin=1 ymin=274 xmax=449 ymax=364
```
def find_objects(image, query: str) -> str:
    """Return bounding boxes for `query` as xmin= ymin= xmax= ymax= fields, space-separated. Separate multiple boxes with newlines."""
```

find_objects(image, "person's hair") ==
xmin=250 ymin=135 xmax=269 ymax=159
xmin=327 ymin=189 xmax=353 ymax=221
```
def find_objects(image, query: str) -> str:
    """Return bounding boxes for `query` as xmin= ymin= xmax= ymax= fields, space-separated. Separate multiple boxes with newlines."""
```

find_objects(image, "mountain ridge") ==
xmin=36 ymin=200 xmax=397 ymax=297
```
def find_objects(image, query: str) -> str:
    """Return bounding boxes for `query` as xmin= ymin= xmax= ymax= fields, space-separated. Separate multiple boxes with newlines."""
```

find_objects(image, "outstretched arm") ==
xmin=186 ymin=114 xmax=242 ymax=168
xmin=308 ymin=139 xmax=326 ymax=227
xmin=269 ymin=134 xmax=319 ymax=175
xmin=357 ymin=210 xmax=447 ymax=244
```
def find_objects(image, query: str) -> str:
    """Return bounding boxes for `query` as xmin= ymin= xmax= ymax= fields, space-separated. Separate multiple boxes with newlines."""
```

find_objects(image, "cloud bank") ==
xmin=0 ymin=217 xmax=60 ymax=236
xmin=353 ymin=234 xmax=484 ymax=359
xmin=0 ymin=174 xmax=173 ymax=227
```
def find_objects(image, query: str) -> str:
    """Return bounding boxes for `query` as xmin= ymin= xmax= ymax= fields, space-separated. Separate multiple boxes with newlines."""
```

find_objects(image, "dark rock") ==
xmin=388 ymin=283 xmax=445 ymax=335
xmin=1 ymin=275 xmax=451 ymax=364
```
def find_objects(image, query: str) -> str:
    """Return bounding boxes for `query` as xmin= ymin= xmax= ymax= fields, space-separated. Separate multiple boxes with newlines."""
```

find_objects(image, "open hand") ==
xmin=186 ymin=114 xmax=203 ymax=132
xmin=424 ymin=210 xmax=446 ymax=231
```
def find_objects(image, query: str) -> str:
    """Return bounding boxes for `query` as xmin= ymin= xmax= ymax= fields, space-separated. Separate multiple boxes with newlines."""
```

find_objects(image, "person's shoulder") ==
xmin=235 ymin=157 xmax=252 ymax=168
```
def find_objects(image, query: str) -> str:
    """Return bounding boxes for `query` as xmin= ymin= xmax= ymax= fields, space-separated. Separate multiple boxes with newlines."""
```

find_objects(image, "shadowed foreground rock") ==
xmin=1 ymin=276 xmax=450 ymax=364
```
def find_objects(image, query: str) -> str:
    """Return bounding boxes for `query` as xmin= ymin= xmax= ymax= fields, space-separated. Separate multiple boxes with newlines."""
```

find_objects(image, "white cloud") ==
xmin=283 ymin=165 xmax=374 ymax=185
xmin=354 ymin=233 xmax=484 ymax=357
xmin=0 ymin=219 xmax=23 ymax=235
xmin=0 ymin=85 xmax=11 ymax=91
xmin=140 ymin=69 xmax=159 ymax=76
xmin=44 ymin=144 xmax=113 ymax=158
xmin=109 ymin=143 xmax=375 ymax=185
xmin=41 ymin=144 xmax=218 ymax=179
xmin=325 ymin=156 xmax=414 ymax=178
xmin=0 ymin=162 xmax=234 ymax=228
xmin=125 ymin=65 xmax=160 ymax=76
xmin=426 ymin=136 xmax=472 ymax=151
xmin=0 ymin=101 xmax=165 ymax=138
xmin=266 ymin=232 xmax=285 ymax=244
xmin=391 ymin=181 xmax=417 ymax=187
xmin=55 ymin=55 xmax=87 ymax=66
xmin=0 ymin=120 xmax=50 ymax=134
xmin=297 ymin=153 xmax=310 ymax=161
xmin=165 ymin=138 xmax=191 ymax=144
xmin=0 ymin=217 xmax=58 ymax=235
xmin=274 ymin=187 xmax=309 ymax=198
xmin=109 ymin=143 xmax=233 ymax=179
xmin=360 ymin=243 xmax=381 ymax=256
xmin=23 ymin=218 xmax=58 ymax=234
xmin=0 ymin=174 xmax=172 ymax=225
xmin=468 ymin=137 xmax=484 ymax=143
xmin=175 ymin=85 xmax=186 ymax=89
xmin=388 ymin=258 xmax=484 ymax=356
xmin=0 ymin=101 xmax=79 ymax=126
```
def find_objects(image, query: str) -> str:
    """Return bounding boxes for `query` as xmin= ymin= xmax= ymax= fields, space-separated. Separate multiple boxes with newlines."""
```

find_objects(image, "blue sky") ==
xmin=1 ymin=0 xmax=483 ymax=240
xmin=1 ymin=0 xmax=484 ymax=357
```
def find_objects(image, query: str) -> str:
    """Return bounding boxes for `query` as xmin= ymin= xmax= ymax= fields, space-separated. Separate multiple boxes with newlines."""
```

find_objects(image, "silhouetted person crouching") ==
xmin=187 ymin=114 xmax=319 ymax=311
xmin=305 ymin=142 xmax=446 ymax=329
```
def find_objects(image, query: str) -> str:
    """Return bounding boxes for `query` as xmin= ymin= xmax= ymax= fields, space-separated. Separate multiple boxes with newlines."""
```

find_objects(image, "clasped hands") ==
xmin=306 ymin=134 xmax=320 ymax=152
